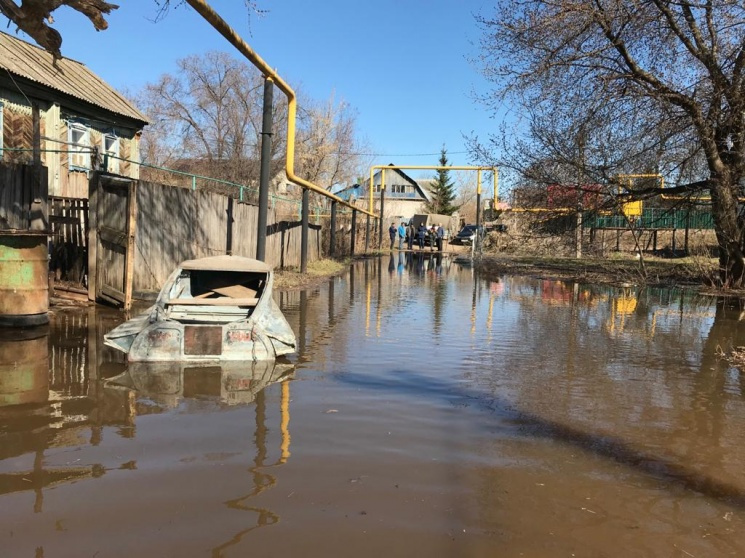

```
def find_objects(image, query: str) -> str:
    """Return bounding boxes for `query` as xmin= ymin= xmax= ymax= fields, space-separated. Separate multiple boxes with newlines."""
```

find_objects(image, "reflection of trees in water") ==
xmin=689 ymin=298 xmax=745 ymax=485
xmin=465 ymin=278 xmax=745 ymax=517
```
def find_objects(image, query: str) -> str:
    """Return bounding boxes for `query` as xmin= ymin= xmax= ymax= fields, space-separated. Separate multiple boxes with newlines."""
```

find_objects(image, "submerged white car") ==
xmin=104 ymin=255 xmax=296 ymax=362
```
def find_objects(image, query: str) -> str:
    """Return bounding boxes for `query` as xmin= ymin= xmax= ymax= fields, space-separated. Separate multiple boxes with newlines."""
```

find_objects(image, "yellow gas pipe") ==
xmin=185 ymin=0 xmax=377 ymax=218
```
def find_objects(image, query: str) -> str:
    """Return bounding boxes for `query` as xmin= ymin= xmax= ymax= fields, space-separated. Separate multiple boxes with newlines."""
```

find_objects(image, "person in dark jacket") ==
xmin=407 ymin=222 xmax=415 ymax=250
xmin=417 ymin=224 xmax=427 ymax=250
xmin=388 ymin=223 xmax=397 ymax=250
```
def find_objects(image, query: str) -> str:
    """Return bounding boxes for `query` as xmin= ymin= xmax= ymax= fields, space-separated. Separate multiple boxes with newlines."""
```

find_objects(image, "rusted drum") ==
xmin=0 ymin=326 xmax=49 ymax=407
xmin=0 ymin=231 xmax=49 ymax=326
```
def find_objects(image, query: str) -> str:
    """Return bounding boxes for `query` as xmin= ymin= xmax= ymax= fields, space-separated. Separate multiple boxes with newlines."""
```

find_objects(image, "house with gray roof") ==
xmin=0 ymin=31 xmax=148 ymax=198
xmin=336 ymin=165 xmax=431 ymax=222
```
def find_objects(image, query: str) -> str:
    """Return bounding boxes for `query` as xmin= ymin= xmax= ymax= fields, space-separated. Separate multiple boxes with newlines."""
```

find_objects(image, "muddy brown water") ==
xmin=2 ymin=253 xmax=745 ymax=557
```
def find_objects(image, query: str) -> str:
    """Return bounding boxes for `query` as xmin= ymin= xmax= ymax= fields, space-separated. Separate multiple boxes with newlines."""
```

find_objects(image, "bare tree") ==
xmin=295 ymin=93 xmax=366 ymax=190
xmin=475 ymin=1 xmax=745 ymax=287
xmin=135 ymin=51 xmax=366 ymax=205
xmin=135 ymin=51 xmax=286 ymax=190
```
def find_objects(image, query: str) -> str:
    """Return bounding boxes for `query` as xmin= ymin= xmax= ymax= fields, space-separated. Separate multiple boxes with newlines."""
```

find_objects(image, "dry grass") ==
xmin=476 ymin=254 xmax=718 ymax=288
xmin=274 ymin=258 xmax=349 ymax=291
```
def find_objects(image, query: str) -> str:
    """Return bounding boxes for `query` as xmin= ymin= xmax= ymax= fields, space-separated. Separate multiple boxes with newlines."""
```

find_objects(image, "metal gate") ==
xmin=88 ymin=174 xmax=136 ymax=309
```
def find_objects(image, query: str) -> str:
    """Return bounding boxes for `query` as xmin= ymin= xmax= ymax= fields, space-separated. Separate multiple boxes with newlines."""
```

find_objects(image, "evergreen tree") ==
xmin=424 ymin=147 xmax=459 ymax=215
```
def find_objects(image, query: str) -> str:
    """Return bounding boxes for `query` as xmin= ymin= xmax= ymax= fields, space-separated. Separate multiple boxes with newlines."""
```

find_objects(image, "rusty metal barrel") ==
xmin=0 ymin=326 xmax=49 ymax=407
xmin=0 ymin=231 xmax=49 ymax=326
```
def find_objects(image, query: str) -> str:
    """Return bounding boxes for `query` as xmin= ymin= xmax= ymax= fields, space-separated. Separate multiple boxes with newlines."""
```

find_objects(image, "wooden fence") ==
xmin=130 ymin=180 xmax=321 ymax=296
xmin=49 ymin=196 xmax=88 ymax=285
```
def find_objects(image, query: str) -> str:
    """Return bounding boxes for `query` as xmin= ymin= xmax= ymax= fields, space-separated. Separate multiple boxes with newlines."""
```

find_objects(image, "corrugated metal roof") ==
xmin=0 ymin=31 xmax=148 ymax=125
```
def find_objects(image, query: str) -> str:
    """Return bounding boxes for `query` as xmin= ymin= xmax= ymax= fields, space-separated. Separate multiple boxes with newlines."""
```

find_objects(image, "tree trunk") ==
xmin=710 ymin=177 xmax=745 ymax=288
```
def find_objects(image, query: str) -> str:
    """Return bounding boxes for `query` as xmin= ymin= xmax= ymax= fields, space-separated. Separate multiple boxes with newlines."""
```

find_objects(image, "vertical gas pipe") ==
xmin=256 ymin=77 xmax=274 ymax=261
xmin=378 ymin=169 xmax=385 ymax=250
xmin=301 ymin=188 xmax=309 ymax=272
xmin=330 ymin=200 xmax=337 ymax=259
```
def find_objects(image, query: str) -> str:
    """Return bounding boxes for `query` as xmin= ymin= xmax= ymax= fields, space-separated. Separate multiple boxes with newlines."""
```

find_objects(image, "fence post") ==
xmin=351 ymin=209 xmax=357 ymax=257
xmin=226 ymin=197 xmax=234 ymax=255
xmin=301 ymin=188 xmax=309 ymax=273
xmin=365 ymin=214 xmax=370 ymax=253
xmin=257 ymin=77 xmax=274 ymax=262
xmin=684 ymin=208 xmax=690 ymax=256
xmin=330 ymin=200 xmax=337 ymax=259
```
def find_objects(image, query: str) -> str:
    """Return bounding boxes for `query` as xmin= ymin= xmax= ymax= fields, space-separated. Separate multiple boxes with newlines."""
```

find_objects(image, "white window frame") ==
xmin=102 ymin=132 xmax=120 ymax=173
xmin=68 ymin=121 xmax=90 ymax=170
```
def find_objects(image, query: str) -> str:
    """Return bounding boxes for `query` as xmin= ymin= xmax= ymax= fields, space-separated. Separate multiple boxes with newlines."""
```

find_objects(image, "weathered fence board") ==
xmin=0 ymin=163 xmax=48 ymax=230
xmin=130 ymin=181 xmax=321 ymax=295
xmin=49 ymin=196 xmax=88 ymax=284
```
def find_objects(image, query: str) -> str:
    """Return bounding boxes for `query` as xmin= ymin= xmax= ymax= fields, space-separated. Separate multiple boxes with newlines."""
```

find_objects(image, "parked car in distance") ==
xmin=453 ymin=225 xmax=484 ymax=245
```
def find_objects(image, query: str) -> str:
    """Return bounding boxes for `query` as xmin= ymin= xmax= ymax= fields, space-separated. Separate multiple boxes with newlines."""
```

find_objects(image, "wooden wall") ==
xmin=0 ymin=98 xmax=141 ymax=199
xmin=0 ymin=162 xmax=48 ymax=230
xmin=132 ymin=181 xmax=321 ymax=294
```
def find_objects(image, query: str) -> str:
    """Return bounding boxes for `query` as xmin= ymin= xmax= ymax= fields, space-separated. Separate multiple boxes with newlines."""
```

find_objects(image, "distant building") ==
xmin=0 ymin=31 xmax=148 ymax=198
xmin=339 ymin=164 xmax=431 ymax=222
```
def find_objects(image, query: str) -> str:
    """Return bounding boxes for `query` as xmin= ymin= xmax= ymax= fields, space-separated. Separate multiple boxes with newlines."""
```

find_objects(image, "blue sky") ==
xmin=2 ymin=0 xmax=499 ymax=179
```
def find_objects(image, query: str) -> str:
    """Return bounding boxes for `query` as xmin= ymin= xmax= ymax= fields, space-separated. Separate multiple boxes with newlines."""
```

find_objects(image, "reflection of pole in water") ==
xmin=471 ymin=273 xmax=478 ymax=335
xmin=349 ymin=262 xmax=356 ymax=304
xmin=328 ymin=279 xmax=335 ymax=325
xmin=254 ymin=389 xmax=268 ymax=467
xmin=376 ymin=256 xmax=383 ymax=337
xmin=33 ymin=449 xmax=43 ymax=513
xmin=366 ymin=282 xmax=371 ymax=337
xmin=213 ymin=378 xmax=292 ymax=555
xmin=298 ymin=291 xmax=308 ymax=357
xmin=280 ymin=381 xmax=290 ymax=463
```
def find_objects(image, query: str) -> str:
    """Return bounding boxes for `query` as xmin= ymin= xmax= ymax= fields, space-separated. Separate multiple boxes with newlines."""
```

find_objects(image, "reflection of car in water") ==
xmin=105 ymin=360 xmax=295 ymax=407
xmin=453 ymin=225 xmax=484 ymax=245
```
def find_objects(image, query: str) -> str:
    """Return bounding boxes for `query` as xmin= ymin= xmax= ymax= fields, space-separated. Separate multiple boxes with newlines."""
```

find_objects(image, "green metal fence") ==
xmin=585 ymin=208 xmax=715 ymax=229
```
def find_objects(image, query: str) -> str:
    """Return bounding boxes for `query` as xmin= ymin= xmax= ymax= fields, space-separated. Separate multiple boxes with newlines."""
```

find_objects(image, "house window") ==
xmin=102 ymin=132 xmax=120 ymax=173
xmin=68 ymin=122 xmax=90 ymax=170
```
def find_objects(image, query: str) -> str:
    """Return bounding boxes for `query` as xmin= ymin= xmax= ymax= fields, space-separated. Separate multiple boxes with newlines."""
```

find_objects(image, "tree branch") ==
xmin=0 ymin=0 xmax=118 ymax=58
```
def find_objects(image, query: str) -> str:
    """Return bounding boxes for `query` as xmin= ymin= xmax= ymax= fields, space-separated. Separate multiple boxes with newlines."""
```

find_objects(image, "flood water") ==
xmin=3 ymin=253 xmax=745 ymax=557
